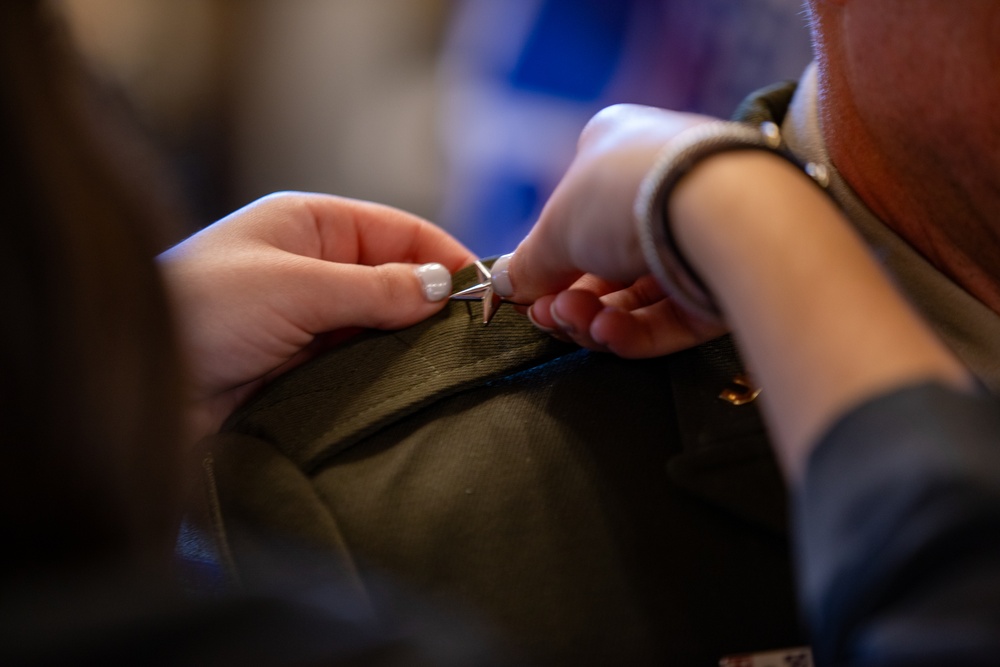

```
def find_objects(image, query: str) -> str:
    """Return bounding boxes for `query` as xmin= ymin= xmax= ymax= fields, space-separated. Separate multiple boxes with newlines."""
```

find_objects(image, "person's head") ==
xmin=0 ymin=2 xmax=186 ymax=580
xmin=804 ymin=0 xmax=1000 ymax=307
xmin=806 ymin=0 xmax=1000 ymax=176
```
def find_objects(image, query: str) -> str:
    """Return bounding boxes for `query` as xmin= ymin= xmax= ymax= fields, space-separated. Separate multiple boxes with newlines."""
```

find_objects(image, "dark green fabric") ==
xmin=731 ymin=79 xmax=797 ymax=126
xmin=221 ymin=264 xmax=574 ymax=472
xmin=203 ymin=86 xmax=807 ymax=666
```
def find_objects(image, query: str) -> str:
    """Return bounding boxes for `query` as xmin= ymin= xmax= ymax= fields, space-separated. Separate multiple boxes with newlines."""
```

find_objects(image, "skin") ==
xmin=159 ymin=1 xmax=997 ymax=477
xmin=672 ymin=151 xmax=971 ymax=477
xmin=812 ymin=0 xmax=1000 ymax=312
xmin=499 ymin=0 xmax=991 ymax=480
xmin=158 ymin=191 xmax=476 ymax=441
xmin=503 ymin=113 xmax=971 ymax=479
xmin=510 ymin=104 xmax=727 ymax=358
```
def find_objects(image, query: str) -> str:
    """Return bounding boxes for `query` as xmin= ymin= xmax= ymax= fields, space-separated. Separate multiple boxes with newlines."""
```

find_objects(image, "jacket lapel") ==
xmin=224 ymin=257 xmax=789 ymax=533
xmin=223 ymin=261 xmax=576 ymax=473
xmin=666 ymin=336 xmax=788 ymax=534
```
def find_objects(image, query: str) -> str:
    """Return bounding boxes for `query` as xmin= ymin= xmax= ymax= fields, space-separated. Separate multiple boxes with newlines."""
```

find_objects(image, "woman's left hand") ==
xmin=158 ymin=192 xmax=476 ymax=439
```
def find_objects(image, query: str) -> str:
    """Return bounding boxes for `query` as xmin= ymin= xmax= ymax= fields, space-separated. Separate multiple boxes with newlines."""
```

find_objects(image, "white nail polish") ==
xmin=491 ymin=253 xmax=513 ymax=297
xmin=414 ymin=262 xmax=451 ymax=302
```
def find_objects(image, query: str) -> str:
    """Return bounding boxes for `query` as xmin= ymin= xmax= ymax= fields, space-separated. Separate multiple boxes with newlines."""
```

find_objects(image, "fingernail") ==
xmin=590 ymin=307 xmax=614 ymax=347
xmin=527 ymin=304 xmax=556 ymax=333
xmin=491 ymin=253 xmax=513 ymax=297
xmin=414 ymin=262 xmax=451 ymax=302
xmin=550 ymin=306 xmax=576 ymax=335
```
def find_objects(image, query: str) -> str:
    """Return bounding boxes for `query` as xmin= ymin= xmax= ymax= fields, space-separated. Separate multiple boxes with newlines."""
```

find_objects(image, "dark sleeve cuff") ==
xmin=795 ymin=382 xmax=1000 ymax=666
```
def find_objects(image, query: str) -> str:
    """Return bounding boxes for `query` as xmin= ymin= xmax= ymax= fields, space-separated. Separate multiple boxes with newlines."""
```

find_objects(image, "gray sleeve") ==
xmin=795 ymin=383 xmax=1000 ymax=666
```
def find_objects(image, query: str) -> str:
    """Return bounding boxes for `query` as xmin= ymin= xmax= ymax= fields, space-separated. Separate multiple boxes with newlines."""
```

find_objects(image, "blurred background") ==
xmin=52 ymin=0 xmax=812 ymax=256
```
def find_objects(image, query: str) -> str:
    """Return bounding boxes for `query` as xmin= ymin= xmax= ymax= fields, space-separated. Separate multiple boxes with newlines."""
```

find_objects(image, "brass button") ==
xmin=719 ymin=374 xmax=762 ymax=406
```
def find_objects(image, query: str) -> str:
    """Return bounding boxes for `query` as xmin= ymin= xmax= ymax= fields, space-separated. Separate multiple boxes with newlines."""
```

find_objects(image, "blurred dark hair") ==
xmin=0 ymin=2 xmax=186 ymax=578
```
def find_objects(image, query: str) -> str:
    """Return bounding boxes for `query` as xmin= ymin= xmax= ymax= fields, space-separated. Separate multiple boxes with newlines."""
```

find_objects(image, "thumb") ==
xmin=488 ymin=208 xmax=586 ymax=304
xmin=296 ymin=260 xmax=454 ymax=333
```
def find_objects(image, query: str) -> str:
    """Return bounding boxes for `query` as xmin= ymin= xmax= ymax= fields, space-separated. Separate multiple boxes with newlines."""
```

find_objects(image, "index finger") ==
xmin=305 ymin=195 xmax=477 ymax=272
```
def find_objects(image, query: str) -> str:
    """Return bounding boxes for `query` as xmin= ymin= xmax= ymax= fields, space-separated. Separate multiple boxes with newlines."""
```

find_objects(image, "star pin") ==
xmin=449 ymin=259 xmax=512 ymax=325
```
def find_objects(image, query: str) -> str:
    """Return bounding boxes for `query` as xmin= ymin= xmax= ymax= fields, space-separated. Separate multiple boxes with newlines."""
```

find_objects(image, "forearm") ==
xmin=670 ymin=151 xmax=973 ymax=481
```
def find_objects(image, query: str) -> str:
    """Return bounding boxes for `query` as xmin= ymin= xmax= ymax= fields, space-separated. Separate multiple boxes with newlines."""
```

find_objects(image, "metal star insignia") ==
xmin=449 ymin=259 xmax=512 ymax=325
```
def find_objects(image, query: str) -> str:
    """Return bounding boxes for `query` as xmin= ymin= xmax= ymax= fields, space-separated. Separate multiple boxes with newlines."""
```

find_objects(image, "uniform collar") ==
xmin=781 ymin=63 xmax=1000 ymax=393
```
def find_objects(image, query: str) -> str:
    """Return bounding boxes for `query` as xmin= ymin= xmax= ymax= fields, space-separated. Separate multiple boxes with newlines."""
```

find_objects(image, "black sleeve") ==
xmin=795 ymin=383 xmax=1000 ymax=666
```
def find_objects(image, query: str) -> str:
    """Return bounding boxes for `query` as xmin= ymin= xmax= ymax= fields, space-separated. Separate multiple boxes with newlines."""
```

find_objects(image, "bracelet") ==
xmin=633 ymin=120 xmax=829 ymax=323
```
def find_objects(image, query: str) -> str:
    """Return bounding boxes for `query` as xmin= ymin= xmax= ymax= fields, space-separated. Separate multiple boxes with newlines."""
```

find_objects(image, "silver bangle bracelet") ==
xmin=633 ymin=120 xmax=828 ymax=323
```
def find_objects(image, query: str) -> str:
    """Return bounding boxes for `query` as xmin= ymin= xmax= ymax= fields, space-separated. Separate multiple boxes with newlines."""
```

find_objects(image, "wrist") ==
xmin=634 ymin=120 xmax=828 ymax=322
xmin=670 ymin=150 xmax=821 ymax=279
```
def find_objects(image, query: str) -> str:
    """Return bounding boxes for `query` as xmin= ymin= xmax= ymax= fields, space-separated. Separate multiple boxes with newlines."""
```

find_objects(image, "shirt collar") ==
xmin=782 ymin=62 xmax=1000 ymax=393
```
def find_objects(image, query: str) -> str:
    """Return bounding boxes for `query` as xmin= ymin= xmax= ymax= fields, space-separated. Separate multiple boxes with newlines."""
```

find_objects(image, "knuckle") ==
xmin=369 ymin=265 xmax=414 ymax=324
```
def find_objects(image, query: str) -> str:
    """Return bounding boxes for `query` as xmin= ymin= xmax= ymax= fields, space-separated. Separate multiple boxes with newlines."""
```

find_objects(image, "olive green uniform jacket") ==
xmin=200 ymin=84 xmax=805 ymax=667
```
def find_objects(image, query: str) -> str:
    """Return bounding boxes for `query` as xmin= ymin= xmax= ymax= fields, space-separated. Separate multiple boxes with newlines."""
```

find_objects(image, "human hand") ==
xmin=158 ymin=192 xmax=476 ymax=439
xmin=492 ymin=104 xmax=726 ymax=357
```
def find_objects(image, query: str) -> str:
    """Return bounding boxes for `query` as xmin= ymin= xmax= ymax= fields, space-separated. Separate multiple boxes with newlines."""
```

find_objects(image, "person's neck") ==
xmin=820 ymin=84 xmax=1000 ymax=315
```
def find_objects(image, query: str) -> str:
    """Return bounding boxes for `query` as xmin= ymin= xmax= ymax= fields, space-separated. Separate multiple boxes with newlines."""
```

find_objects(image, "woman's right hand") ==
xmin=500 ymin=104 xmax=973 ymax=473
xmin=492 ymin=104 xmax=727 ymax=358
